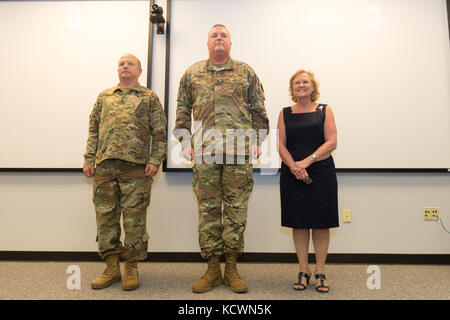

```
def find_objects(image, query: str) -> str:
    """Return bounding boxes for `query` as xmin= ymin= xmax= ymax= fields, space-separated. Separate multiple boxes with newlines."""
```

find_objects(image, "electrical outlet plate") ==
xmin=343 ymin=209 xmax=351 ymax=223
xmin=423 ymin=207 xmax=439 ymax=221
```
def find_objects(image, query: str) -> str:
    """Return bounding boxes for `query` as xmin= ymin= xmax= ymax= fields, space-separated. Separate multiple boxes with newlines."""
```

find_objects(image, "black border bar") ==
xmin=0 ymin=251 xmax=449 ymax=265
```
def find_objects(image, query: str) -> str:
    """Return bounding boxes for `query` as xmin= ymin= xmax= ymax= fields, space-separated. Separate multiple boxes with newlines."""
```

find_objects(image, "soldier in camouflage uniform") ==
xmin=174 ymin=25 xmax=269 ymax=293
xmin=83 ymin=54 xmax=167 ymax=291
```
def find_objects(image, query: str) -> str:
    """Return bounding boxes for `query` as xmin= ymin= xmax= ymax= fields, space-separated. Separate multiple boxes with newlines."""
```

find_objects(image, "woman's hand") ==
xmin=291 ymin=159 xmax=312 ymax=183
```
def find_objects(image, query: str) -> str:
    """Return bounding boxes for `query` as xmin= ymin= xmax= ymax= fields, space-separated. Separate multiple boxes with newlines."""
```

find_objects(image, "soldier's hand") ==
xmin=183 ymin=147 xmax=194 ymax=161
xmin=251 ymin=144 xmax=261 ymax=160
xmin=83 ymin=166 xmax=95 ymax=178
xmin=145 ymin=164 xmax=158 ymax=177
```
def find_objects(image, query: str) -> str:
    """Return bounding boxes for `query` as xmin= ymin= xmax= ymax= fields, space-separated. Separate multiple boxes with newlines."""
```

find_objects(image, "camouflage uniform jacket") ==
xmin=174 ymin=58 xmax=269 ymax=156
xmin=84 ymin=83 xmax=167 ymax=168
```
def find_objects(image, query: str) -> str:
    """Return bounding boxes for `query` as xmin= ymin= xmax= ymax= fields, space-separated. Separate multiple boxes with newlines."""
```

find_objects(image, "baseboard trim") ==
xmin=0 ymin=251 xmax=448 ymax=264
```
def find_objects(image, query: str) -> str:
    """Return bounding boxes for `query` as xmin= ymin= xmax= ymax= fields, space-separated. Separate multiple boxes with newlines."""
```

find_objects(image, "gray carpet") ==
xmin=0 ymin=261 xmax=448 ymax=300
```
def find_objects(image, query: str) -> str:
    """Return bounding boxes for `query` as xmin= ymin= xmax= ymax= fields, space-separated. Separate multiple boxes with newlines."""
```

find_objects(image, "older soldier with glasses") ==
xmin=83 ymin=53 xmax=167 ymax=291
xmin=174 ymin=25 xmax=269 ymax=293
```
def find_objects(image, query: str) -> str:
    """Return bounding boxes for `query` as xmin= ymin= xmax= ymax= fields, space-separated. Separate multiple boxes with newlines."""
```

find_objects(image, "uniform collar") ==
xmin=112 ymin=82 xmax=146 ymax=94
xmin=206 ymin=57 xmax=234 ymax=72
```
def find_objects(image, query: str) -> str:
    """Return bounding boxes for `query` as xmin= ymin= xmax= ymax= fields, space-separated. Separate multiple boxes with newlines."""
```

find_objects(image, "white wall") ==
xmin=0 ymin=172 xmax=449 ymax=254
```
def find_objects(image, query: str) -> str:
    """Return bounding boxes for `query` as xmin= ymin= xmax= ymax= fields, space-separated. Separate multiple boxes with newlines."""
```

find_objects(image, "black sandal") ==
xmin=293 ymin=272 xmax=311 ymax=291
xmin=315 ymin=274 xmax=330 ymax=293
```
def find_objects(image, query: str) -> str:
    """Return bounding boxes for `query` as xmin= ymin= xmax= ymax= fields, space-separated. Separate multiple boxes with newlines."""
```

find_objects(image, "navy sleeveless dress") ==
xmin=280 ymin=104 xmax=339 ymax=229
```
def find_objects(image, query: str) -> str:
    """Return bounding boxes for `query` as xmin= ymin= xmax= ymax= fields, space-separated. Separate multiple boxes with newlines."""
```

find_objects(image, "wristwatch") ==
xmin=311 ymin=154 xmax=317 ymax=161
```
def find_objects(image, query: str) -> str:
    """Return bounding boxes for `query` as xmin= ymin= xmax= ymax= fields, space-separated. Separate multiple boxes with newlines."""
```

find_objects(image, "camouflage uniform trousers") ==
xmin=93 ymin=159 xmax=152 ymax=261
xmin=192 ymin=162 xmax=254 ymax=260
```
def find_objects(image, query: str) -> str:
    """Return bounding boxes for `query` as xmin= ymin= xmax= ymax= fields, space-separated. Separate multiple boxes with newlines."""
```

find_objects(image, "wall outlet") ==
xmin=423 ymin=207 xmax=439 ymax=221
xmin=343 ymin=209 xmax=351 ymax=223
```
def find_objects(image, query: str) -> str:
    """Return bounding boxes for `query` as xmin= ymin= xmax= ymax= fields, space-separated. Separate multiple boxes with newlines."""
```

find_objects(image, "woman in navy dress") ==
xmin=277 ymin=69 xmax=338 ymax=293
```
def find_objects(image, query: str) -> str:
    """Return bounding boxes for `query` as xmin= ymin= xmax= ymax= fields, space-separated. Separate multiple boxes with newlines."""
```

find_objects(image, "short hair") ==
xmin=208 ymin=24 xmax=231 ymax=38
xmin=289 ymin=69 xmax=320 ymax=102
xmin=135 ymin=57 xmax=142 ymax=70
xmin=211 ymin=23 xmax=227 ymax=29
xmin=119 ymin=53 xmax=142 ymax=70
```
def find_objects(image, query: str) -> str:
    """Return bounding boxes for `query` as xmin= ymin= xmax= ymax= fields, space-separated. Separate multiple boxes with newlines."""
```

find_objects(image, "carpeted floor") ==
xmin=0 ymin=261 xmax=448 ymax=300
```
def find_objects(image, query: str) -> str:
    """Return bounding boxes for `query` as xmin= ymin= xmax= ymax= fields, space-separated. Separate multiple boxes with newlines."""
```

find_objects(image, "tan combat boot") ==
xmin=192 ymin=255 xmax=223 ymax=293
xmin=224 ymin=253 xmax=248 ymax=293
xmin=122 ymin=261 xmax=139 ymax=291
xmin=91 ymin=254 xmax=121 ymax=289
